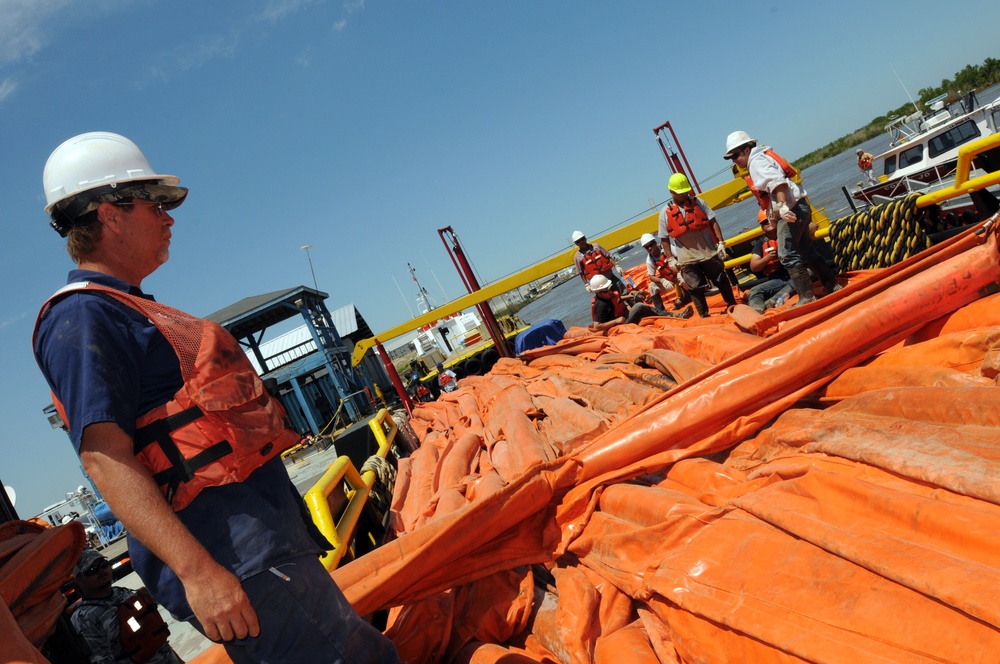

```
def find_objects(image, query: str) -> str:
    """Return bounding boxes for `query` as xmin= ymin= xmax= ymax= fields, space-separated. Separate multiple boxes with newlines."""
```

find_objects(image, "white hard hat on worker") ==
xmin=722 ymin=131 xmax=757 ymax=159
xmin=589 ymin=274 xmax=613 ymax=292
xmin=43 ymin=132 xmax=187 ymax=237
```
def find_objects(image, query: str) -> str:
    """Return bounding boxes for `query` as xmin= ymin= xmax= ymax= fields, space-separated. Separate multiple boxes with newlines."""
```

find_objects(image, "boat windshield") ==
xmin=898 ymin=144 xmax=924 ymax=169
xmin=928 ymin=120 xmax=981 ymax=158
xmin=884 ymin=154 xmax=897 ymax=177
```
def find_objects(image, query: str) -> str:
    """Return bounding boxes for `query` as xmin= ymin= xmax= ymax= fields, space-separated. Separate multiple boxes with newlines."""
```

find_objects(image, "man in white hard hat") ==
xmin=640 ymin=233 xmax=690 ymax=311
xmin=33 ymin=132 xmax=400 ymax=664
xmin=588 ymin=274 xmax=692 ymax=333
xmin=657 ymin=173 xmax=737 ymax=317
xmin=724 ymin=131 xmax=840 ymax=306
xmin=571 ymin=230 xmax=625 ymax=291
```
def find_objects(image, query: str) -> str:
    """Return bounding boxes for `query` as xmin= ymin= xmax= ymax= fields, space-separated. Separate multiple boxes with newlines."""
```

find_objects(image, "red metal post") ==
xmin=653 ymin=121 xmax=701 ymax=194
xmin=375 ymin=338 xmax=413 ymax=419
xmin=437 ymin=227 xmax=514 ymax=358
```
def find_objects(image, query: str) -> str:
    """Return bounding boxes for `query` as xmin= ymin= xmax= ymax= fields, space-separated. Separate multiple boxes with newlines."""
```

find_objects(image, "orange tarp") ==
xmin=0 ymin=521 xmax=84 ymax=664
xmin=186 ymin=221 xmax=1000 ymax=664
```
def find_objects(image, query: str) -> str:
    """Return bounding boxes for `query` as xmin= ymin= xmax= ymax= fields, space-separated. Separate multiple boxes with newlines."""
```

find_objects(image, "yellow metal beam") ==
xmin=352 ymin=177 xmax=757 ymax=365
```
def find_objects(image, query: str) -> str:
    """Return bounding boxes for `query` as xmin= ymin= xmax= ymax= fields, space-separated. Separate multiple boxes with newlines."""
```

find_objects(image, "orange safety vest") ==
xmin=650 ymin=253 xmax=677 ymax=282
xmin=663 ymin=198 xmax=711 ymax=238
xmin=36 ymin=283 xmax=298 ymax=511
xmin=580 ymin=247 xmax=615 ymax=279
xmin=438 ymin=371 xmax=457 ymax=393
xmin=745 ymin=149 xmax=798 ymax=211
xmin=858 ymin=153 xmax=873 ymax=170
xmin=758 ymin=239 xmax=781 ymax=276
xmin=591 ymin=290 xmax=627 ymax=321
xmin=115 ymin=588 xmax=169 ymax=663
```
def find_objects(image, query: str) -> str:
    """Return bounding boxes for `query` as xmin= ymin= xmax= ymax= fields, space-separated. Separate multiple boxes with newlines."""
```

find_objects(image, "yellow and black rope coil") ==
xmin=828 ymin=193 xmax=932 ymax=271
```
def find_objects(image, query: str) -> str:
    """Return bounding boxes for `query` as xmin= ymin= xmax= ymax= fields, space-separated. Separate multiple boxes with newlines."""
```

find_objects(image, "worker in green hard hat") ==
xmin=657 ymin=173 xmax=737 ymax=317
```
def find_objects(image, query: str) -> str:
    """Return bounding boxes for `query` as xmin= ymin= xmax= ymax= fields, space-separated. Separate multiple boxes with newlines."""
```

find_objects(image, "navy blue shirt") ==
xmin=34 ymin=270 xmax=322 ymax=620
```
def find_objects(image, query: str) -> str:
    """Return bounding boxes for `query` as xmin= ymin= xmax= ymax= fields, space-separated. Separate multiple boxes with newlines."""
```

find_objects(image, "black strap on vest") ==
xmin=134 ymin=406 xmax=233 ymax=505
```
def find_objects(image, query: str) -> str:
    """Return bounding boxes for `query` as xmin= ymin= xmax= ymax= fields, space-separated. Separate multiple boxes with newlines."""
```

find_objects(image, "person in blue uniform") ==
xmin=33 ymin=132 xmax=399 ymax=664
xmin=70 ymin=549 xmax=182 ymax=664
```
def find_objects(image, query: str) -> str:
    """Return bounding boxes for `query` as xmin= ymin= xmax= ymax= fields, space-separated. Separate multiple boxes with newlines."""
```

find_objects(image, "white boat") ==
xmin=852 ymin=91 xmax=1000 ymax=205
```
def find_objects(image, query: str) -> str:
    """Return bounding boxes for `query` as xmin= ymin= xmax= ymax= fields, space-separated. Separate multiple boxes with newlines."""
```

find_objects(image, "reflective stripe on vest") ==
xmin=664 ymin=199 xmax=711 ymax=238
xmin=581 ymin=248 xmax=615 ymax=279
xmin=115 ymin=588 xmax=169 ymax=663
xmin=759 ymin=239 xmax=781 ymax=276
xmin=651 ymin=253 xmax=677 ymax=281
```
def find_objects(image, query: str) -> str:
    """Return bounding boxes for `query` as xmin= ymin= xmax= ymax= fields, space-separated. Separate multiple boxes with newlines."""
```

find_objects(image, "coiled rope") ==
xmin=828 ymin=193 xmax=932 ymax=271
xmin=360 ymin=454 xmax=396 ymax=509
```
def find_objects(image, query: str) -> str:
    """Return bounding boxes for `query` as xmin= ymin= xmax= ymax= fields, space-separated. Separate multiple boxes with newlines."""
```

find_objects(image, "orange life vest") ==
xmin=650 ymin=253 xmax=677 ymax=282
xmin=580 ymin=247 xmax=615 ymax=279
xmin=591 ymin=290 xmax=627 ymax=321
xmin=745 ymin=149 xmax=798 ymax=211
xmin=36 ymin=283 xmax=298 ymax=511
xmin=758 ymin=239 xmax=781 ymax=277
xmin=438 ymin=371 xmax=457 ymax=393
xmin=858 ymin=153 xmax=873 ymax=170
xmin=115 ymin=588 xmax=169 ymax=663
xmin=663 ymin=198 xmax=711 ymax=238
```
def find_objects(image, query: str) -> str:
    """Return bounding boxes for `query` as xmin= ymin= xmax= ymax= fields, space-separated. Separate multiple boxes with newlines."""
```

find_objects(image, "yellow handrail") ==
xmin=303 ymin=457 xmax=371 ymax=570
xmin=303 ymin=408 xmax=395 ymax=570
xmin=916 ymin=133 xmax=1000 ymax=208
xmin=364 ymin=409 xmax=395 ymax=489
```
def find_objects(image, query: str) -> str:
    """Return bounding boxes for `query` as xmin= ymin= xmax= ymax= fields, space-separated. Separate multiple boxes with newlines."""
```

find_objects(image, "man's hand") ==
xmin=771 ymin=201 xmax=797 ymax=223
xmin=184 ymin=563 xmax=260 ymax=642
xmin=79 ymin=422 xmax=262 ymax=644
xmin=716 ymin=241 xmax=727 ymax=260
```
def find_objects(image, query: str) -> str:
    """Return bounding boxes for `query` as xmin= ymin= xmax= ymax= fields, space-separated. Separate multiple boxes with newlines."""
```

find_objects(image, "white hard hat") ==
xmin=589 ymin=274 xmax=612 ymax=291
xmin=640 ymin=233 xmax=657 ymax=247
xmin=724 ymin=130 xmax=756 ymax=158
xmin=570 ymin=230 xmax=586 ymax=243
xmin=43 ymin=132 xmax=187 ymax=233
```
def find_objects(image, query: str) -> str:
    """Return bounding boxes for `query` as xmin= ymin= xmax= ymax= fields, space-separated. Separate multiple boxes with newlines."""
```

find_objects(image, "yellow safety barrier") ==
xmin=915 ymin=133 xmax=1000 ymax=208
xmin=364 ymin=409 xmax=396 ymax=489
xmin=304 ymin=456 xmax=371 ymax=570
xmin=304 ymin=408 xmax=396 ymax=570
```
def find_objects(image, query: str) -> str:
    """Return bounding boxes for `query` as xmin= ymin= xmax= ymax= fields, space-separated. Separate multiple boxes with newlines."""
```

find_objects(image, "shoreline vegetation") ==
xmin=794 ymin=56 xmax=1000 ymax=170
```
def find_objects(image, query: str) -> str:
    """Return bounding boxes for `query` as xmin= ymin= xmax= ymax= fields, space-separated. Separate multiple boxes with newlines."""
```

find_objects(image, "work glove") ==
xmin=771 ymin=201 xmax=797 ymax=223
xmin=716 ymin=241 xmax=727 ymax=261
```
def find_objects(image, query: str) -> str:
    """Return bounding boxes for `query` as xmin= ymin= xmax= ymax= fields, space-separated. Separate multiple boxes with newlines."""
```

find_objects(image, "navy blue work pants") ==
xmin=193 ymin=555 xmax=400 ymax=664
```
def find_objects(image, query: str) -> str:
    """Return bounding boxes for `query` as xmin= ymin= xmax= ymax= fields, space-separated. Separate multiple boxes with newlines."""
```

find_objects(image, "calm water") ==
xmin=518 ymin=82 xmax=1000 ymax=330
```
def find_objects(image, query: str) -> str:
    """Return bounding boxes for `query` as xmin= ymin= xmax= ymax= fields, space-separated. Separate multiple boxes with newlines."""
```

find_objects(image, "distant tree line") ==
xmin=795 ymin=56 xmax=1000 ymax=169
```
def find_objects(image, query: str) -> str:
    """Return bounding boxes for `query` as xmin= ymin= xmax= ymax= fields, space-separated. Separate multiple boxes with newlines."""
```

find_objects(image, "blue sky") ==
xmin=2 ymin=0 xmax=999 ymax=517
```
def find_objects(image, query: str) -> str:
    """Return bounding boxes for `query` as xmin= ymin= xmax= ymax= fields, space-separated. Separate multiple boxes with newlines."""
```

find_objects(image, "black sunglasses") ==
xmin=82 ymin=559 xmax=110 ymax=576
xmin=727 ymin=148 xmax=745 ymax=161
xmin=114 ymin=200 xmax=168 ymax=217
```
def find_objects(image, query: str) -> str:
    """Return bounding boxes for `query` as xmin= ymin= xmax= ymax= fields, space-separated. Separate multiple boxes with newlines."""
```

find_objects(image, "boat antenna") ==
xmin=890 ymin=63 xmax=922 ymax=115
xmin=408 ymin=262 xmax=434 ymax=315
xmin=391 ymin=273 xmax=415 ymax=318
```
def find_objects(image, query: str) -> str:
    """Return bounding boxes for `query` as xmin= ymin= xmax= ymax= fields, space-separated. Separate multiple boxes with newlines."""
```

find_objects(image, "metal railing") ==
xmin=303 ymin=409 xmax=396 ymax=570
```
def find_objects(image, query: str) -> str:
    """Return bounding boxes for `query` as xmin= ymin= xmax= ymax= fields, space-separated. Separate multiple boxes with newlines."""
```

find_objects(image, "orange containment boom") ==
xmin=332 ymin=219 xmax=1000 ymax=663
xmin=188 ymin=219 xmax=1000 ymax=663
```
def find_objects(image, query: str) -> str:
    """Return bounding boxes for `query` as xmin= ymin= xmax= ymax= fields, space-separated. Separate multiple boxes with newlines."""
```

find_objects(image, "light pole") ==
xmin=301 ymin=245 xmax=318 ymax=290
